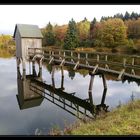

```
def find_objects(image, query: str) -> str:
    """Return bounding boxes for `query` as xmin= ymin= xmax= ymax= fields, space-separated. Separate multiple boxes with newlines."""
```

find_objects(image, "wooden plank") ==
xmin=117 ymin=69 xmax=125 ymax=81
xmin=73 ymin=61 xmax=79 ymax=70
xmin=60 ymin=59 xmax=65 ymax=66
xmin=49 ymin=57 xmax=54 ymax=64
xmin=92 ymin=64 xmax=98 ymax=74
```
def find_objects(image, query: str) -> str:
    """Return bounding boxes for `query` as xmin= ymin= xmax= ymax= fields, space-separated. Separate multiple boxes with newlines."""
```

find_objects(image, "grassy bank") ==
xmin=64 ymin=100 xmax=140 ymax=135
xmin=49 ymin=100 xmax=140 ymax=135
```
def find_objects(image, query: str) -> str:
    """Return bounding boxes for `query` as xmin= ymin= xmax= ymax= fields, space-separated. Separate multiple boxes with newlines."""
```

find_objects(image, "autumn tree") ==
xmin=54 ymin=24 xmax=68 ymax=47
xmin=93 ymin=18 xmax=127 ymax=48
xmin=0 ymin=35 xmax=13 ymax=48
xmin=125 ymin=18 xmax=140 ymax=39
xmin=63 ymin=18 xmax=79 ymax=50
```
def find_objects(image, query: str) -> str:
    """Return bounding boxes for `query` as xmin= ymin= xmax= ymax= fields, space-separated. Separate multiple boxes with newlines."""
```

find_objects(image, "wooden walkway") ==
xmin=28 ymin=48 xmax=140 ymax=81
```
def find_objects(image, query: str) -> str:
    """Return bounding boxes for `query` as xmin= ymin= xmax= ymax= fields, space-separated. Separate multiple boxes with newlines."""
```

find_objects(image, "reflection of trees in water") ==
xmin=45 ymin=61 xmax=140 ymax=86
xmin=46 ymin=64 xmax=52 ymax=74
xmin=68 ymin=69 xmax=75 ymax=80
xmin=76 ymin=69 xmax=89 ymax=77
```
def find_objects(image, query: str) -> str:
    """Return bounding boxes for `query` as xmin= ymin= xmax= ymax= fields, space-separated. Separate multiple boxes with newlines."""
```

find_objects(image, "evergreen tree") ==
xmin=90 ymin=17 xmax=97 ymax=39
xmin=124 ymin=11 xmax=130 ymax=20
xmin=45 ymin=22 xmax=56 ymax=46
xmin=63 ymin=18 xmax=79 ymax=50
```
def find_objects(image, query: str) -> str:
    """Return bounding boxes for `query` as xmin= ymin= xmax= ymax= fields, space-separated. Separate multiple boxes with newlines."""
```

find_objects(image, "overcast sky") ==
xmin=1 ymin=5 xmax=140 ymax=35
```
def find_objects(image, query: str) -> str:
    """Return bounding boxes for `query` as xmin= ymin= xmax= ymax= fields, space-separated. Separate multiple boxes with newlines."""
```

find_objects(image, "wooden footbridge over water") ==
xmin=27 ymin=48 xmax=140 ymax=82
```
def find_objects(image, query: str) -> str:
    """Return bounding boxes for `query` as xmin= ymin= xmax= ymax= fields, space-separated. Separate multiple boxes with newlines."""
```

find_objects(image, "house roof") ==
xmin=13 ymin=24 xmax=43 ymax=39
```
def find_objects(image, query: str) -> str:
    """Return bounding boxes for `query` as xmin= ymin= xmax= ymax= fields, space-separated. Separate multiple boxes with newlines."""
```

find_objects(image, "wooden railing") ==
xmin=28 ymin=48 xmax=140 ymax=81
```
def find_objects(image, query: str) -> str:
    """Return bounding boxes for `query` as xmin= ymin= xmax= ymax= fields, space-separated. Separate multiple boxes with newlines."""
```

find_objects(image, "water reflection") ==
xmin=16 ymin=64 xmax=109 ymax=120
xmin=16 ymin=68 xmax=44 ymax=110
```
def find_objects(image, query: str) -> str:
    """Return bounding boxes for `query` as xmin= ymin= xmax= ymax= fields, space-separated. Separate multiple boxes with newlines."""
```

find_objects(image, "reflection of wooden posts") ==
xmin=32 ymin=60 xmax=36 ymax=76
xmin=101 ymin=74 xmax=107 ymax=105
xmin=16 ymin=58 xmax=21 ymax=69
xmin=22 ymin=59 xmax=26 ymax=71
xmin=16 ymin=58 xmax=26 ymax=72
xmin=102 ymin=74 xmax=107 ymax=89
xmin=61 ymin=66 xmax=64 ymax=90
xmin=101 ymin=88 xmax=107 ymax=105
xmin=29 ymin=60 xmax=31 ymax=75
xmin=17 ymin=67 xmax=21 ymax=79
xmin=88 ymin=75 xmax=94 ymax=106
xmin=131 ymin=58 xmax=135 ymax=75
xmin=38 ymin=57 xmax=44 ymax=78
xmin=22 ymin=69 xmax=26 ymax=80
xmin=51 ymin=66 xmax=55 ymax=88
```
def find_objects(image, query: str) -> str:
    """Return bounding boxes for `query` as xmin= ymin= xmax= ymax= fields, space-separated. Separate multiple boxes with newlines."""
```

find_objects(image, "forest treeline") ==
xmin=0 ymin=35 xmax=15 ymax=57
xmin=41 ymin=11 xmax=140 ymax=53
xmin=0 ymin=34 xmax=15 ymax=48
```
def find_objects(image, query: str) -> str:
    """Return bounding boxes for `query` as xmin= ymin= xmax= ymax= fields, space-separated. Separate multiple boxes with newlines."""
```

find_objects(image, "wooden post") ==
xmin=105 ymin=55 xmax=109 ymax=69
xmin=117 ymin=69 xmax=125 ymax=80
xmin=78 ymin=53 xmax=80 ymax=60
xmin=73 ymin=61 xmax=79 ymax=70
xmin=71 ymin=51 xmax=73 ymax=62
xmin=97 ymin=54 xmax=99 ymax=62
xmin=16 ymin=58 xmax=21 ymax=69
xmin=29 ymin=60 xmax=31 ymax=75
xmin=101 ymin=74 xmax=107 ymax=89
xmin=63 ymin=51 xmax=65 ymax=58
xmin=132 ymin=58 xmax=135 ymax=65
xmin=52 ymin=66 xmax=55 ymax=88
xmin=88 ymin=75 xmax=94 ymax=106
xmin=49 ymin=50 xmax=52 ymax=59
xmin=64 ymin=99 xmax=66 ymax=109
xmin=32 ymin=60 xmax=37 ymax=76
xmin=49 ymin=57 xmax=54 ymax=64
xmin=92 ymin=64 xmax=98 ymax=74
xmin=76 ymin=105 xmax=79 ymax=117
xmin=105 ymin=55 xmax=108 ymax=61
xmin=101 ymin=88 xmax=107 ymax=106
xmin=123 ymin=58 xmax=126 ymax=67
xmin=38 ymin=67 xmax=42 ymax=78
xmin=61 ymin=67 xmax=64 ymax=90
xmin=131 ymin=58 xmax=135 ymax=75
xmin=86 ymin=53 xmax=89 ymax=65
xmin=22 ymin=58 xmax=26 ymax=71
xmin=22 ymin=67 xmax=26 ymax=80
xmin=59 ymin=51 xmax=62 ymax=60
xmin=60 ymin=59 xmax=65 ymax=66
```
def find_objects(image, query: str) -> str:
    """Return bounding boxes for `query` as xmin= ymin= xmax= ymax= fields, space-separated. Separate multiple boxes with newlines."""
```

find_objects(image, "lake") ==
xmin=0 ymin=57 xmax=140 ymax=135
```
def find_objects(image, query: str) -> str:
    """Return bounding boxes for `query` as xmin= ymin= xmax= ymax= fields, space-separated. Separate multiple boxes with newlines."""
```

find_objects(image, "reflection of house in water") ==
xmin=16 ymin=68 xmax=44 ymax=110
xmin=16 ymin=61 xmax=109 ymax=119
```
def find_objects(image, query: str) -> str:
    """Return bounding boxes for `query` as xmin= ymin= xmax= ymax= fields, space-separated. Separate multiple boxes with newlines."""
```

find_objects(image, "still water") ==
xmin=0 ymin=57 xmax=140 ymax=135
